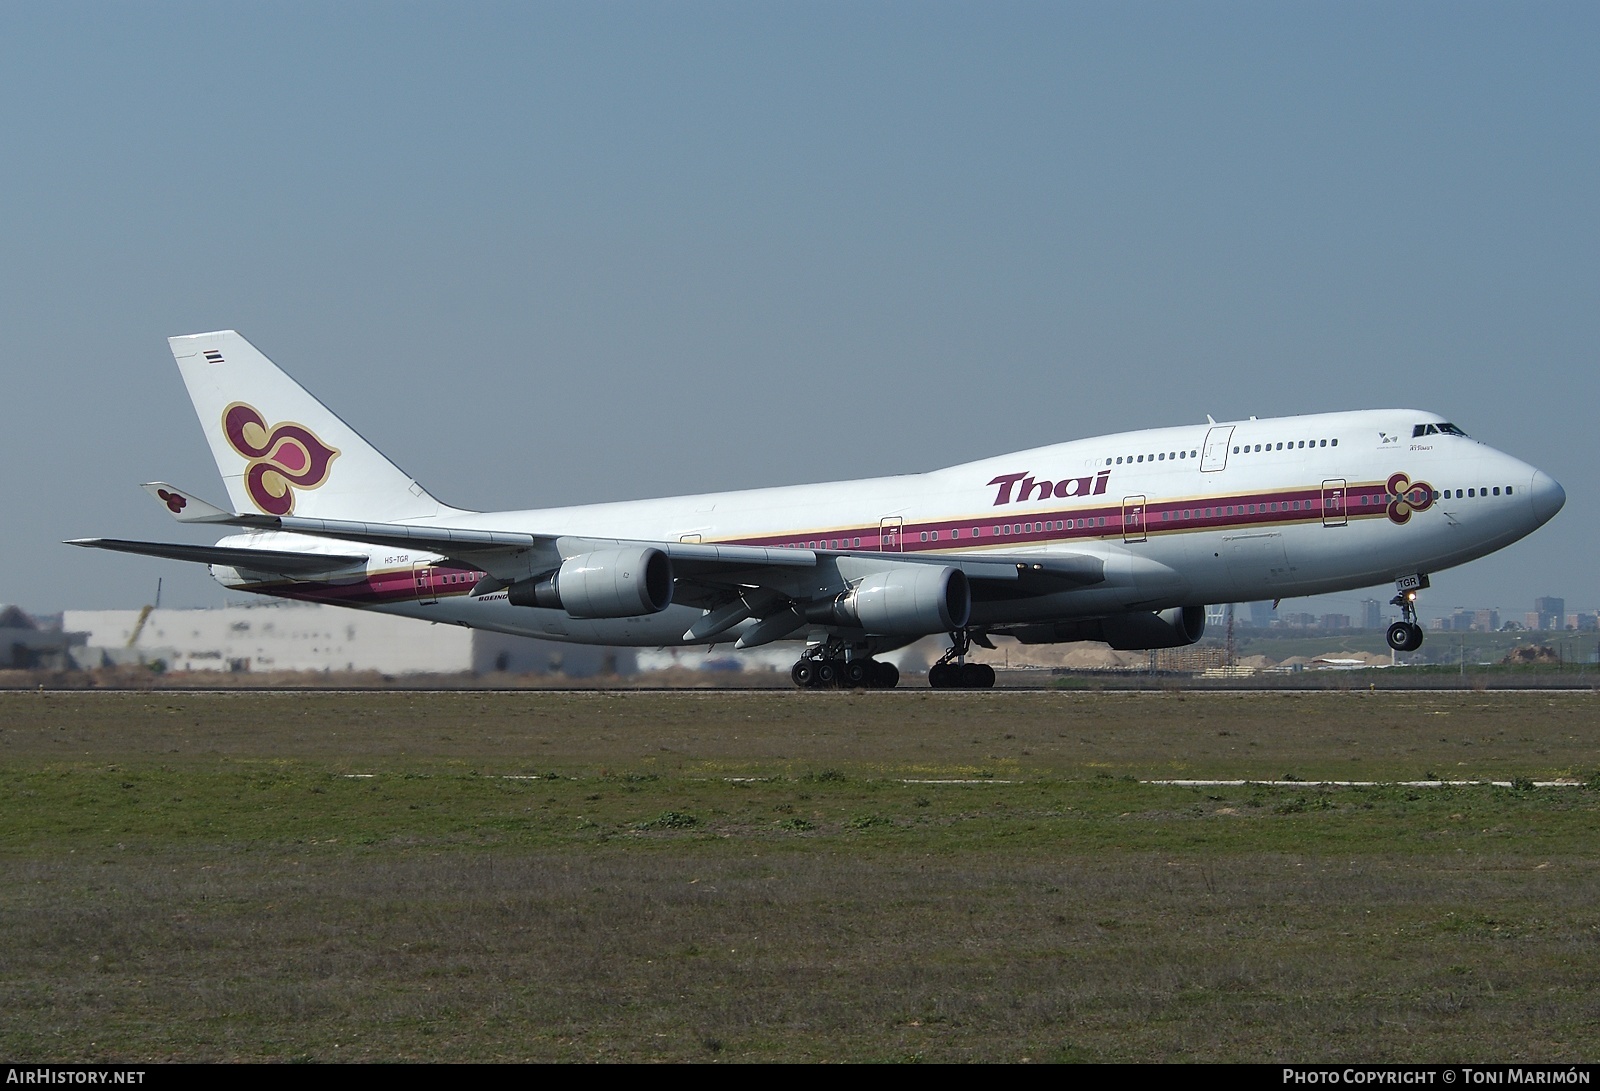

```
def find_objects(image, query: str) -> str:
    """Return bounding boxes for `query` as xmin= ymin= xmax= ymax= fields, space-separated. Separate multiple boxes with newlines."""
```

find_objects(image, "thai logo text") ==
xmin=222 ymin=402 xmax=340 ymax=516
xmin=1386 ymin=472 xmax=1435 ymax=525
xmin=988 ymin=470 xmax=1110 ymax=506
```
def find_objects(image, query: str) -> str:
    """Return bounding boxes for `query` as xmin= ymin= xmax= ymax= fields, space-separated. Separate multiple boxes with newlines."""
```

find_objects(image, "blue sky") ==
xmin=3 ymin=2 xmax=1595 ymax=623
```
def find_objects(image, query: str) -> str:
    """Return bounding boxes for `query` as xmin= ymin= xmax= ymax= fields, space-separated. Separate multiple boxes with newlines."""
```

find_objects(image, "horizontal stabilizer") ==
xmin=140 ymin=482 xmax=241 ymax=524
xmin=67 ymin=538 xmax=368 ymax=574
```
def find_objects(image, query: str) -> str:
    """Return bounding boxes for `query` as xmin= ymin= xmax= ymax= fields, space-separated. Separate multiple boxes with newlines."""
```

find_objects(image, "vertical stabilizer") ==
xmin=169 ymin=331 xmax=461 ymax=522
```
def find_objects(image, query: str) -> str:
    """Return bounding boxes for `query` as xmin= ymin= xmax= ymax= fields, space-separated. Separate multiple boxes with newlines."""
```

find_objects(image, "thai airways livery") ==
xmin=72 ymin=331 xmax=1565 ymax=688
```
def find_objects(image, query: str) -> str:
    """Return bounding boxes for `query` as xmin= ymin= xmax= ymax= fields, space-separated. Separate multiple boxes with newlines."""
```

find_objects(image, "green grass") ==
xmin=1 ymin=691 xmax=1597 ymax=1062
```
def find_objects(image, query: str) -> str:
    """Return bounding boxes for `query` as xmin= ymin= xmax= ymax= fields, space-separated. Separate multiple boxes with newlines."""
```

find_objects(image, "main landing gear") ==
xmin=790 ymin=639 xmax=900 ymax=689
xmin=1386 ymin=574 xmax=1429 ymax=653
xmin=927 ymin=629 xmax=996 ymax=689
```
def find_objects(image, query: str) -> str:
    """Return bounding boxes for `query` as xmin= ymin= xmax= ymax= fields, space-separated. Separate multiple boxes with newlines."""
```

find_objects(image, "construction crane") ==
xmin=126 ymin=578 xmax=161 ymax=649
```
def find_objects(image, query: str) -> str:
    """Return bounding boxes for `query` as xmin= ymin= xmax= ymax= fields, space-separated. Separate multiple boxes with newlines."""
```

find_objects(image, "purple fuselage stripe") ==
xmin=237 ymin=481 xmax=1402 ymax=607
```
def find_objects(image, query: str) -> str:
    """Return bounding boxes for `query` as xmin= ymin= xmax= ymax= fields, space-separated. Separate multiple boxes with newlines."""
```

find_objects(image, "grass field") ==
xmin=2 ymin=690 xmax=1597 ymax=1062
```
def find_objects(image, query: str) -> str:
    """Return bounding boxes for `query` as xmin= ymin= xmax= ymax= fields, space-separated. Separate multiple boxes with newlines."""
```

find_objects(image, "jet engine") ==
xmin=1013 ymin=605 xmax=1206 ymax=650
xmin=507 ymin=547 xmax=674 ymax=618
xmin=807 ymin=565 xmax=970 ymax=635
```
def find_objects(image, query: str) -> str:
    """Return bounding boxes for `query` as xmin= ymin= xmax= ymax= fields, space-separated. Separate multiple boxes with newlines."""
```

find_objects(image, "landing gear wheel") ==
xmin=960 ymin=662 xmax=996 ymax=689
xmin=1386 ymin=621 xmax=1424 ymax=653
xmin=791 ymin=661 xmax=816 ymax=688
xmin=843 ymin=660 xmax=868 ymax=688
xmin=929 ymin=660 xmax=994 ymax=688
xmin=815 ymin=661 xmax=838 ymax=687
xmin=871 ymin=662 xmax=900 ymax=689
xmin=1387 ymin=578 xmax=1428 ymax=653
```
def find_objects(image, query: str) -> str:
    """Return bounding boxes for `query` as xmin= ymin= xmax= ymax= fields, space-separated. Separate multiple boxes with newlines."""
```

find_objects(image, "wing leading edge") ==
xmin=75 ymin=481 xmax=1109 ymax=649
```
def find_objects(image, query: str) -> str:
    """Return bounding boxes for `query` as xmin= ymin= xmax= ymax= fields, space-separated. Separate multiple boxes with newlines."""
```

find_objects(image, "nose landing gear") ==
xmin=1386 ymin=575 xmax=1429 ymax=653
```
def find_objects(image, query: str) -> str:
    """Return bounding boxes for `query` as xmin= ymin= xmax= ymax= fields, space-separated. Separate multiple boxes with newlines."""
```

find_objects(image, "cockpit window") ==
xmin=1413 ymin=422 xmax=1469 ymax=438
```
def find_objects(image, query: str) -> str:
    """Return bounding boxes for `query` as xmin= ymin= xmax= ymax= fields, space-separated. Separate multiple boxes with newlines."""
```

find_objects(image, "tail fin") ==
xmin=169 ymin=331 xmax=461 ymax=522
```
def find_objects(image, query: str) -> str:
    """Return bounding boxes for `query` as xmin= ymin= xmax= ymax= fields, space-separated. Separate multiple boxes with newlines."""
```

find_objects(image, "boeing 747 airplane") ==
xmin=72 ymin=331 xmax=1565 ymax=688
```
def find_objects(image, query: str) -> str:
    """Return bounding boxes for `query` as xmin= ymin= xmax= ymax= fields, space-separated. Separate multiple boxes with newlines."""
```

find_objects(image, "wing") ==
xmin=106 ymin=482 xmax=1108 ymax=646
xmin=66 ymin=538 xmax=369 ymax=575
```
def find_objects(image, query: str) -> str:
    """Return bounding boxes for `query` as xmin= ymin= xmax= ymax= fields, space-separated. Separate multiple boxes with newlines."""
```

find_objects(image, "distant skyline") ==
xmin=3 ymin=3 xmax=1594 ymax=620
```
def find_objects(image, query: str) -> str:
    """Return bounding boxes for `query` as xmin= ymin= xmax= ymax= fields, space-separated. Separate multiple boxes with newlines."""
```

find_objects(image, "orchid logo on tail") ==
xmin=222 ymin=403 xmax=340 ymax=516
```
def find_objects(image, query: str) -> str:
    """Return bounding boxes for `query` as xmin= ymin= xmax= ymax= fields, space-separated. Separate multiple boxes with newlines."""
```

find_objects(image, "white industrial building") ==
xmin=64 ymin=600 xmax=634 ymax=677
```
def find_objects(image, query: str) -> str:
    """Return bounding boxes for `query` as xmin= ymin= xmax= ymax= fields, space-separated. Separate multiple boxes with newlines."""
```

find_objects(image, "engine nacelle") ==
xmin=1100 ymin=606 xmax=1206 ymax=650
xmin=1014 ymin=606 xmax=1206 ymax=650
xmin=507 ymin=547 xmax=674 ymax=618
xmin=809 ymin=565 xmax=971 ymax=635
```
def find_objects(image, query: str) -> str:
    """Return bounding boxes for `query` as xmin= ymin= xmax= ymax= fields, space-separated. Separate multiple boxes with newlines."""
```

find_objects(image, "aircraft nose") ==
xmin=1528 ymin=469 xmax=1565 ymax=527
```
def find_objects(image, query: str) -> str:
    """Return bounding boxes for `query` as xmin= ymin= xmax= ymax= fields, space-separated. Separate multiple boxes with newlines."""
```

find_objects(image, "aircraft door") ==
xmin=1321 ymin=479 xmax=1348 ymax=527
xmin=878 ymin=517 xmax=903 ymax=552
xmin=1201 ymin=426 xmax=1234 ymax=472
xmin=1122 ymin=495 xmax=1147 ymax=543
xmin=413 ymin=562 xmax=439 ymax=605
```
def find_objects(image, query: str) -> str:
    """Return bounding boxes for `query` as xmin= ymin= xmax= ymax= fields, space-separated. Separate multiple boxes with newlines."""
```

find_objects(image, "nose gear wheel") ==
xmin=1386 ymin=578 xmax=1427 ymax=653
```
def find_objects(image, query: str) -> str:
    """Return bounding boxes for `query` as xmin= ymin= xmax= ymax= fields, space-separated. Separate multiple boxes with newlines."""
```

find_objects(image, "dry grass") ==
xmin=1 ymin=691 xmax=1597 ymax=1062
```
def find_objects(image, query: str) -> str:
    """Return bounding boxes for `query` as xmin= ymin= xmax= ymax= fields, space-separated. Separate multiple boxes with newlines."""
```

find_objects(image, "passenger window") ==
xmin=1493 ymin=487 xmax=1500 ymax=496
xmin=1506 ymin=486 xmax=1513 ymax=495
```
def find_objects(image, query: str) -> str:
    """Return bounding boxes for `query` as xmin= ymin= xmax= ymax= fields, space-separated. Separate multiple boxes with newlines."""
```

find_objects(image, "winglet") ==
xmin=140 ymin=482 xmax=239 ymax=524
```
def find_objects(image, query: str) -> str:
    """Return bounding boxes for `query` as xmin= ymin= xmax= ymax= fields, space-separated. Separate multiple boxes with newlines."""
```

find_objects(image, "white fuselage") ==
xmin=213 ymin=408 xmax=1564 ymax=647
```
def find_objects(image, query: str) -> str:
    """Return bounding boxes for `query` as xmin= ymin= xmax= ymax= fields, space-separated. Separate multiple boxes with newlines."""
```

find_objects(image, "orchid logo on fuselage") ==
xmin=1385 ymin=472 xmax=1435 ymax=525
xmin=222 ymin=403 xmax=340 ymax=516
